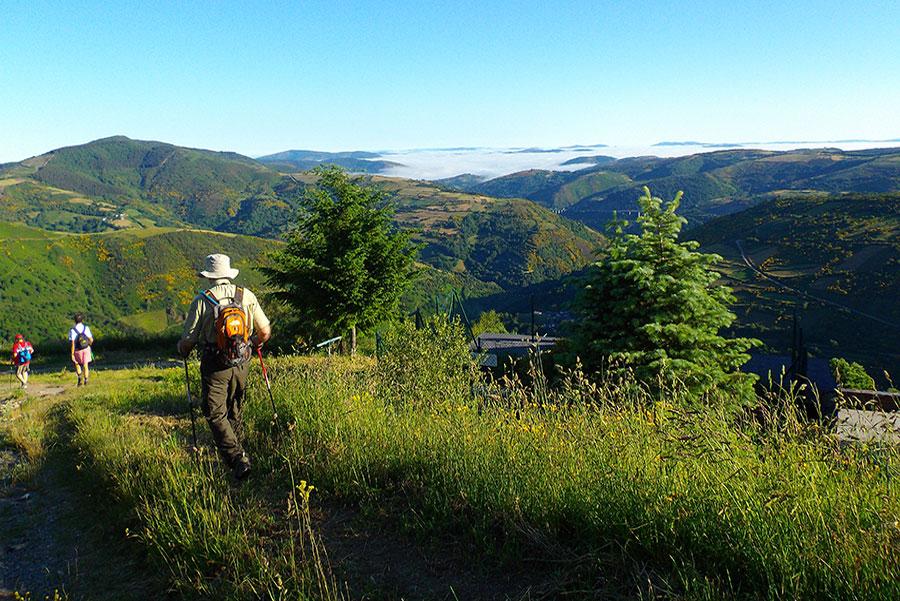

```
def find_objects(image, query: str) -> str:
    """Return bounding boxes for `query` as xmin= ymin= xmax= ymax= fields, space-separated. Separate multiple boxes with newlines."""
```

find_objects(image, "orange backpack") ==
xmin=202 ymin=287 xmax=251 ymax=366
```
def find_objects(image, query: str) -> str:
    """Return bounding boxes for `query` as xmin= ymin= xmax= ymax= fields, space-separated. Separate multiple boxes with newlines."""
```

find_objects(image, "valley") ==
xmin=1 ymin=137 xmax=898 ymax=377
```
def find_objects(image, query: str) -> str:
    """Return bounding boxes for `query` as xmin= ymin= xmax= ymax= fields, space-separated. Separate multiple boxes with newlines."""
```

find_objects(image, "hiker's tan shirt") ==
xmin=181 ymin=279 xmax=270 ymax=347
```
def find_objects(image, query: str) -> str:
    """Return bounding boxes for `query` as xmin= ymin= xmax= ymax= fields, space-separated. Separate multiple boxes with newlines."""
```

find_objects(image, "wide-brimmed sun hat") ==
xmin=199 ymin=253 xmax=239 ymax=280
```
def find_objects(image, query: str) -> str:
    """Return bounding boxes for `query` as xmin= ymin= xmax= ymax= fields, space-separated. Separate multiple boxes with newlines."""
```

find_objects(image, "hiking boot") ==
xmin=232 ymin=455 xmax=251 ymax=481
xmin=77 ymin=377 xmax=83 ymax=387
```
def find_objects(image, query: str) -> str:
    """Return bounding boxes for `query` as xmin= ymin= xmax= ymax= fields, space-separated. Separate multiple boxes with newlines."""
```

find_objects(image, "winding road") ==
xmin=734 ymin=240 xmax=900 ymax=331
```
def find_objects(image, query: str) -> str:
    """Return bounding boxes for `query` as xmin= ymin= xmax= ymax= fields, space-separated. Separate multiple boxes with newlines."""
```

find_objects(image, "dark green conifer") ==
xmin=572 ymin=186 xmax=759 ymax=397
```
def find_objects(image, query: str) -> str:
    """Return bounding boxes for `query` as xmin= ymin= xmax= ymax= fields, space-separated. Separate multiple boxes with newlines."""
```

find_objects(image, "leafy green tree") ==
xmin=472 ymin=310 xmax=508 ymax=336
xmin=571 ymin=187 xmax=759 ymax=398
xmin=830 ymin=357 xmax=876 ymax=390
xmin=263 ymin=166 xmax=419 ymax=354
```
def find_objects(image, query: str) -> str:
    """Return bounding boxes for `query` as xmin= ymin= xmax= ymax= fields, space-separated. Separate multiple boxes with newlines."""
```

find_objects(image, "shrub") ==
xmin=471 ymin=309 xmax=507 ymax=336
xmin=830 ymin=357 xmax=876 ymax=390
xmin=375 ymin=315 xmax=478 ymax=408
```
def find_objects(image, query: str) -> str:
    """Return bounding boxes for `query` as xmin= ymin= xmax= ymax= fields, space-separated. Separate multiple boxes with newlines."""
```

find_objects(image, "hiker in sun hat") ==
xmin=177 ymin=253 xmax=272 ymax=481
xmin=11 ymin=334 xmax=34 ymax=389
xmin=69 ymin=313 xmax=94 ymax=386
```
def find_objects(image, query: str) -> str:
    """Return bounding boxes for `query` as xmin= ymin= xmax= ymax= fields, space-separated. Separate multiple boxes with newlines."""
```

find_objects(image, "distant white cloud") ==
xmin=373 ymin=140 xmax=900 ymax=181
xmin=379 ymin=148 xmax=598 ymax=180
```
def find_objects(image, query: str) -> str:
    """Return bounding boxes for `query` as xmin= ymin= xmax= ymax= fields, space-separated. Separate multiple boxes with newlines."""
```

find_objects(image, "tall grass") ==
xmin=62 ymin=368 xmax=342 ymax=601
xmin=246 ymin=345 xmax=899 ymax=598
xmin=8 ymin=343 xmax=896 ymax=599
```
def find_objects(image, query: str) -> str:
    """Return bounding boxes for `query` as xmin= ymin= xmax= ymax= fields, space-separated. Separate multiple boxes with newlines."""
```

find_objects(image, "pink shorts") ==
xmin=73 ymin=347 xmax=92 ymax=365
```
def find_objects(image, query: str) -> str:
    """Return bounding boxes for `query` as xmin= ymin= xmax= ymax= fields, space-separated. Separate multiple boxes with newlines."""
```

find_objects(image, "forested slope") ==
xmin=0 ymin=222 xmax=274 ymax=343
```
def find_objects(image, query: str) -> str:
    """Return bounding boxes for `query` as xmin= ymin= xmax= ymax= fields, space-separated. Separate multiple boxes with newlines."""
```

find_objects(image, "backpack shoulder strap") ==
xmin=201 ymin=289 xmax=220 ymax=306
xmin=234 ymin=287 xmax=244 ymax=305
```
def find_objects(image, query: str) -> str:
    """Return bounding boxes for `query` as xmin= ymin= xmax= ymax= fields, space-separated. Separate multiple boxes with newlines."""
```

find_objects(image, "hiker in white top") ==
xmin=69 ymin=313 xmax=94 ymax=386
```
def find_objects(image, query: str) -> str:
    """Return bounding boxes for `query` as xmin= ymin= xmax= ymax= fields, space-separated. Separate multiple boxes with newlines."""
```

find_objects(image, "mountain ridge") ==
xmin=1 ymin=137 xmax=603 ymax=293
xmin=441 ymin=146 xmax=900 ymax=229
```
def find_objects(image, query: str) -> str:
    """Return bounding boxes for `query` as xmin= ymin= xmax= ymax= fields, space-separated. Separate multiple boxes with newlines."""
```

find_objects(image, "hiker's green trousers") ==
xmin=200 ymin=356 xmax=249 ymax=467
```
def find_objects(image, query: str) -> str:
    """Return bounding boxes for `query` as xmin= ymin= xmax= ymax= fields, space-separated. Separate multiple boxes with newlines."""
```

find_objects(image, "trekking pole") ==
xmin=184 ymin=359 xmax=199 ymax=452
xmin=256 ymin=347 xmax=279 ymax=428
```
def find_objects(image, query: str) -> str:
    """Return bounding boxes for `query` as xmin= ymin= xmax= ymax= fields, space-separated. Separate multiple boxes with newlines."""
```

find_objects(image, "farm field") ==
xmin=2 ymin=346 xmax=897 ymax=600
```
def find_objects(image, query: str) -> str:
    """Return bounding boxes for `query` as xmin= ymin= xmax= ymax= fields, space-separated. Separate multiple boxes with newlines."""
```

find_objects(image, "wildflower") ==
xmin=297 ymin=480 xmax=315 ymax=501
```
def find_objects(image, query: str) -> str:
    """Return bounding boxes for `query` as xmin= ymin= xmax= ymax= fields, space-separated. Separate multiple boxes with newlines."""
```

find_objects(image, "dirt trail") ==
xmin=0 ymin=382 xmax=65 ymax=421
xmin=1 ymin=463 xmax=85 ymax=598
xmin=0 ymin=385 xmax=169 ymax=600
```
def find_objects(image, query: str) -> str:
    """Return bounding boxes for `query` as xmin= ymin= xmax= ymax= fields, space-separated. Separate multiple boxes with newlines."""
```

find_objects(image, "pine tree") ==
xmin=263 ymin=166 xmax=418 ymax=354
xmin=571 ymin=187 xmax=759 ymax=397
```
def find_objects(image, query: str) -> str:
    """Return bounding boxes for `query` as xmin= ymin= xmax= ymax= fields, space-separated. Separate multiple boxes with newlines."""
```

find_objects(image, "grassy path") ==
xmin=0 ymin=368 xmax=569 ymax=600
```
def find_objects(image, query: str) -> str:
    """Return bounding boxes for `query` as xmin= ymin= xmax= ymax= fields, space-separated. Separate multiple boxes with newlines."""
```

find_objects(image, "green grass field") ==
xmin=2 ymin=335 xmax=897 ymax=599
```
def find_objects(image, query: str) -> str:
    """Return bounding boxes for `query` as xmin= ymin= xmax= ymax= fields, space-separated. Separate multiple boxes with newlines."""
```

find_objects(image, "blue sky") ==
xmin=2 ymin=1 xmax=899 ymax=162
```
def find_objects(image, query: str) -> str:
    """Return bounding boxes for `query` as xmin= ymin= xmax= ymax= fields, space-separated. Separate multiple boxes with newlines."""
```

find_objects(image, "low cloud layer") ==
xmin=373 ymin=141 xmax=900 ymax=181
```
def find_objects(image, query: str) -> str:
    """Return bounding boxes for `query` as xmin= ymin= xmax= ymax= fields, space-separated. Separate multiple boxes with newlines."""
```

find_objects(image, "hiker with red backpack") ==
xmin=11 ymin=334 xmax=34 ymax=389
xmin=177 ymin=254 xmax=272 ymax=480
xmin=69 ymin=313 xmax=94 ymax=386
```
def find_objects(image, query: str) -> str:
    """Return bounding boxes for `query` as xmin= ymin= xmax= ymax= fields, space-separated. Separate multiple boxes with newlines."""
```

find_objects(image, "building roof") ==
xmin=472 ymin=333 xmax=560 ymax=356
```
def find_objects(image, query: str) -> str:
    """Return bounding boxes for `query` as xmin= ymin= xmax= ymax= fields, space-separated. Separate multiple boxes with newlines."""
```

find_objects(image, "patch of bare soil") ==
xmin=315 ymin=504 xmax=569 ymax=601
xmin=0 ymin=382 xmax=66 ymax=417
xmin=0 ymin=477 xmax=75 ymax=598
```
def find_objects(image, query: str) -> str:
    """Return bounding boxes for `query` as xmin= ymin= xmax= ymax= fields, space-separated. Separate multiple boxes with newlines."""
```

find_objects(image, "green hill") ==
xmin=465 ymin=192 xmax=900 ymax=377
xmin=689 ymin=192 xmax=900 ymax=377
xmin=563 ymin=171 xmax=745 ymax=229
xmin=458 ymin=168 xmax=633 ymax=211
xmin=1 ymin=136 xmax=282 ymax=232
xmin=257 ymin=149 xmax=403 ymax=174
xmin=401 ymin=262 xmax=503 ymax=311
xmin=444 ymin=147 xmax=900 ymax=231
xmin=458 ymin=169 xmax=582 ymax=210
xmin=0 ymin=221 xmax=514 ymax=347
xmin=432 ymin=173 xmax=486 ymax=190
xmin=273 ymin=173 xmax=603 ymax=289
xmin=366 ymin=176 xmax=603 ymax=288
xmin=2 ymin=138 xmax=601 ymax=293
xmin=0 ymin=222 xmax=275 ymax=344
xmin=551 ymin=170 xmax=635 ymax=211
